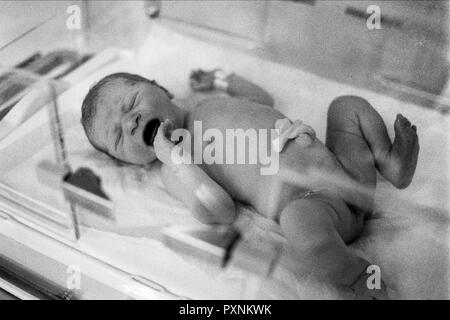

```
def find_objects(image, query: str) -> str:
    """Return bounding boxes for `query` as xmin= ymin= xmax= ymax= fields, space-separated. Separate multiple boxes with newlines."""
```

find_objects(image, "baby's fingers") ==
xmin=190 ymin=72 xmax=199 ymax=82
xmin=153 ymin=120 xmax=169 ymax=145
xmin=190 ymin=79 xmax=203 ymax=90
xmin=159 ymin=120 xmax=173 ymax=137
xmin=190 ymin=69 xmax=205 ymax=80
xmin=191 ymin=81 xmax=211 ymax=91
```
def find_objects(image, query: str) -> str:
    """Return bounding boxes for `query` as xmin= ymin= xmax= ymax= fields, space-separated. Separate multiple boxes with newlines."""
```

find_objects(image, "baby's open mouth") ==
xmin=143 ymin=118 xmax=161 ymax=146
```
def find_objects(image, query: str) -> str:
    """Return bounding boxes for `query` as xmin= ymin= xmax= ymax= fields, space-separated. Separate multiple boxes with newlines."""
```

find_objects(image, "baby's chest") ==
xmin=188 ymin=99 xmax=280 ymax=132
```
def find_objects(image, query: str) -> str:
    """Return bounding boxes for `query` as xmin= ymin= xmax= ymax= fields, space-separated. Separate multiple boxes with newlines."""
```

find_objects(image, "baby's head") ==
xmin=81 ymin=73 xmax=180 ymax=165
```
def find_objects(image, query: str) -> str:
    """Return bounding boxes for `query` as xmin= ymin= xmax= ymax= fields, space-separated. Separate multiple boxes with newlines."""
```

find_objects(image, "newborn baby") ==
xmin=81 ymin=70 xmax=419 ymax=299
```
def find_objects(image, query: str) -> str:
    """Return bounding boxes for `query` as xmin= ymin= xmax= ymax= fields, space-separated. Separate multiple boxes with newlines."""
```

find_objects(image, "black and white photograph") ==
xmin=0 ymin=0 xmax=448 ymax=303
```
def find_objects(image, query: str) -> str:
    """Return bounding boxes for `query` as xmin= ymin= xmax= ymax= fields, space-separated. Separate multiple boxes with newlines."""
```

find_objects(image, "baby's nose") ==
xmin=123 ymin=113 xmax=141 ymax=136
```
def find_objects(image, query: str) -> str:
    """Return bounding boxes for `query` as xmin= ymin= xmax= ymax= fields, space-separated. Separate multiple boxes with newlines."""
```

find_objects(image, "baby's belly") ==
xmin=252 ymin=139 xmax=347 ymax=218
xmin=203 ymin=137 xmax=347 ymax=218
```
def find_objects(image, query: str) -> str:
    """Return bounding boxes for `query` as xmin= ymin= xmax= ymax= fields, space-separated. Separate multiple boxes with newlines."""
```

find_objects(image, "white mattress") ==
xmin=0 ymin=25 xmax=448 ymax=299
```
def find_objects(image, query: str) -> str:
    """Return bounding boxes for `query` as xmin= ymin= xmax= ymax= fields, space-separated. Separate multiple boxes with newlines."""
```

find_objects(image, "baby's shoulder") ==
xmin=195 ymin=95 xmax=230 ymax=108
xmin=188 ymin=96 xmax=233 ymax=117
xmin=177 ymin=93 xmax=229 ymax=111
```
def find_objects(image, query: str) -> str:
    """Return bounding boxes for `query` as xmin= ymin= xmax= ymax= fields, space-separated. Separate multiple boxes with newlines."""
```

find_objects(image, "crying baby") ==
xmin=81 ymin=70 xmax=419 ymax=299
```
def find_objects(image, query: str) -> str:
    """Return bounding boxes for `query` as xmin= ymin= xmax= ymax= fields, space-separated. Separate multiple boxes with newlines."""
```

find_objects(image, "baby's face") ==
xmin=90 ymin=80 xmax=179 ymax=164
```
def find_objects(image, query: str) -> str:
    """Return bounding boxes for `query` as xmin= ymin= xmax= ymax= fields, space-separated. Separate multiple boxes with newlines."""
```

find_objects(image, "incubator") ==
xmin=0 ymin=1 xmax=449 ymax=300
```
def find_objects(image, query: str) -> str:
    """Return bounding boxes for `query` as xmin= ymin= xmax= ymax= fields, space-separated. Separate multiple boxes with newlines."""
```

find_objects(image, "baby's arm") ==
xmin=225 ymin=73 xmax=275 ymax=107
xmin=190 ymin=69 xmax=275 ymax=107
xmin=155 ymin=121 xmax=236 ymax=225
xmin=161 ymin=162 xmax=236 ymax=225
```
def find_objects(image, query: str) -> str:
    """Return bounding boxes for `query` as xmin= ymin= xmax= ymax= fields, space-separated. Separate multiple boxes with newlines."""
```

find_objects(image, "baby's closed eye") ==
xmin=122 ymin=92 xmax=140 ymax=113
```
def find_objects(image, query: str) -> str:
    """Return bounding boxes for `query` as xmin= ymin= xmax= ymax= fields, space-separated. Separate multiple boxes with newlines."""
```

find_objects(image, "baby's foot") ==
xmin=383 ymin=114 xmax=419 ymax=189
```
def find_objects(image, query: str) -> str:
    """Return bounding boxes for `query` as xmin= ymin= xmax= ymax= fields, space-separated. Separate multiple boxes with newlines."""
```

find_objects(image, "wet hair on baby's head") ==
xmin=80 ymin=72 xmax=173 ymax=159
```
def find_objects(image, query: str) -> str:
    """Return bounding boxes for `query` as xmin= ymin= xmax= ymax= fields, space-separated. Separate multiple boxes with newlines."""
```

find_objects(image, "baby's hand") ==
xmin=153 ymin=120 xmax=177 ymax=164
xmin=190 ymin=69 xmax=217 ymax=91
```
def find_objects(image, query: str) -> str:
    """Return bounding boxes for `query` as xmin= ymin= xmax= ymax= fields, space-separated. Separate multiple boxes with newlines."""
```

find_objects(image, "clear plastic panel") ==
xmin=0 ymin=1 xmax=111 ymax=240
xmin=0 ymin=77 xmax=79 ymax=240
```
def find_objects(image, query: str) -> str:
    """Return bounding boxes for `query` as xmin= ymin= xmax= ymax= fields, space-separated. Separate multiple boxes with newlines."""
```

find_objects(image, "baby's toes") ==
xmin=394 ymin=115 xmax=402 ymax=131
xmin=411 ymin=124 xmax=419 ymax=138
xmin=395 ymin=114 xmax=411 ymax=129
xmin=395 ymin=115 xmax=416 ymax=139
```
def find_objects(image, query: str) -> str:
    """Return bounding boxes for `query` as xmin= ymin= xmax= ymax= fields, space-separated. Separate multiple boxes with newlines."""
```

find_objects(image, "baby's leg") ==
xmin=279 ymin=198 xmax=388 ymax=299
xmin=280 ymin=198 xmax=366 ymax=284
xmin=326 ymin=95 xmax=419 ymax=189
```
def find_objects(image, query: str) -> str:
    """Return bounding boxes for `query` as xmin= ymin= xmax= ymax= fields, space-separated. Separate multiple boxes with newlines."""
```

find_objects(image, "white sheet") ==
xmin=1 ymin=25 xmax=448 ymax=299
